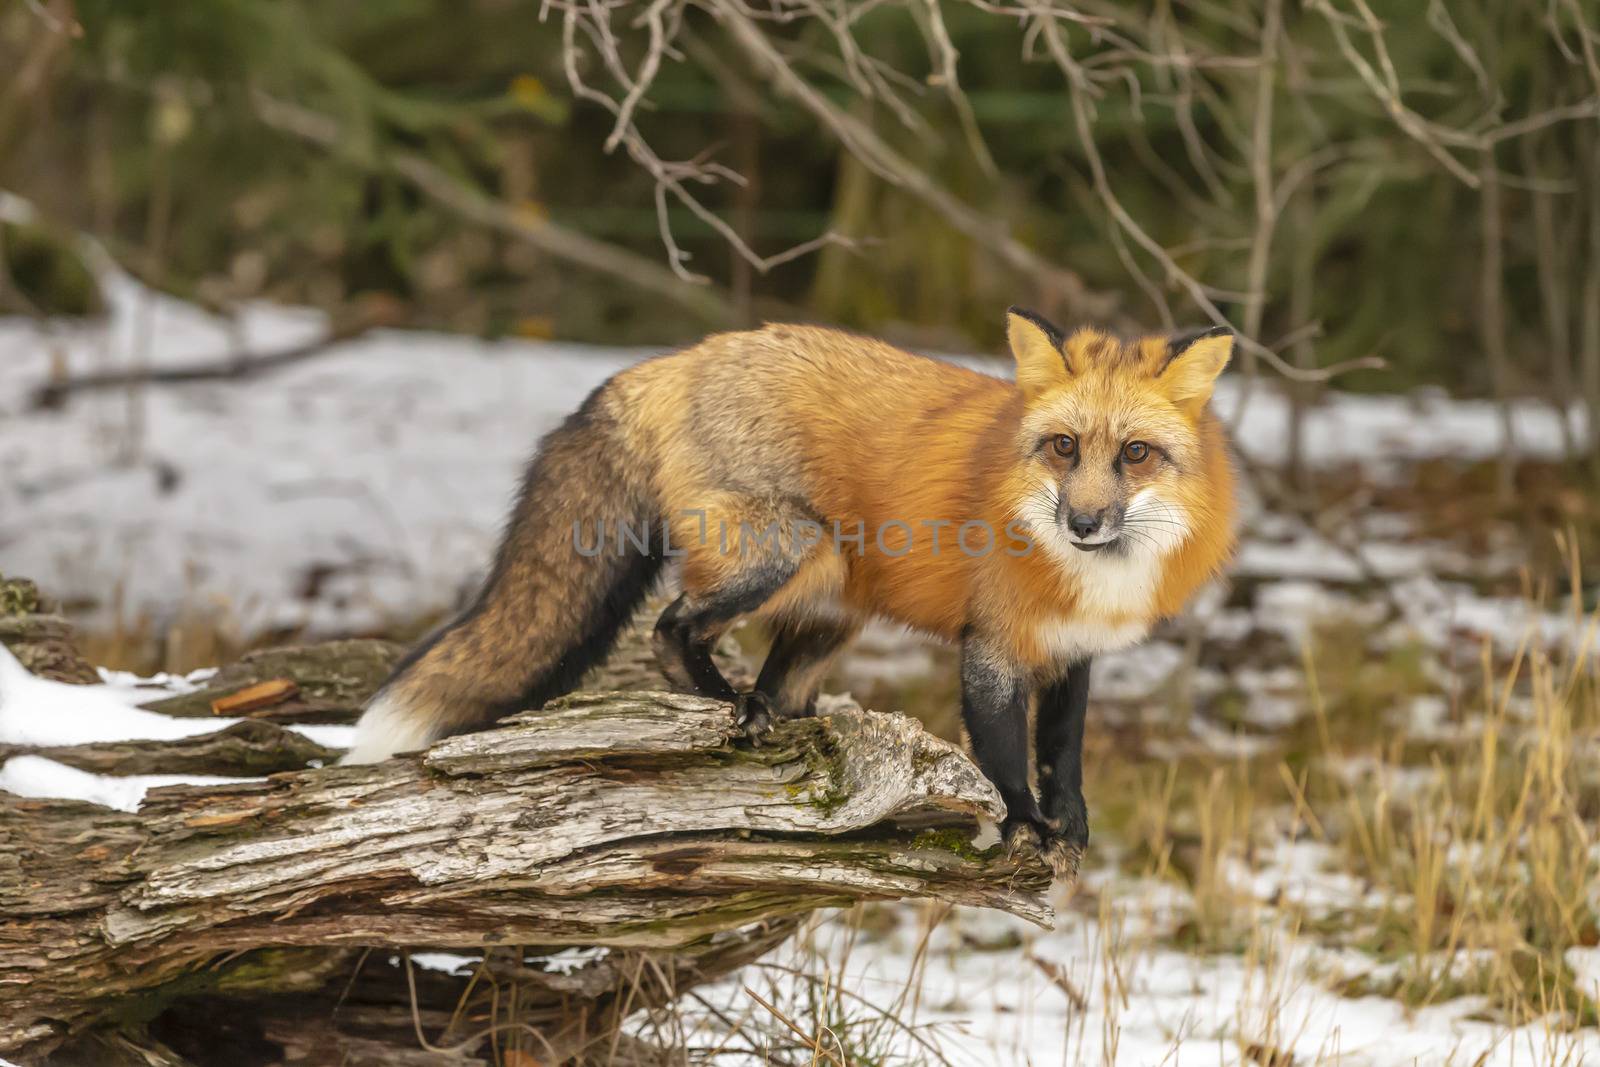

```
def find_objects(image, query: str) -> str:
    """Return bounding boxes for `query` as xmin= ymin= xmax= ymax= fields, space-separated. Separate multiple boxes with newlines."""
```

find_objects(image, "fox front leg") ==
xmin=1035 ymin=658 xmax=1091 ymax=880
xmin=959 ymin=635 xmax=1050 ymax=853
xmin=654 ymin=592 xmax=775 ymax=739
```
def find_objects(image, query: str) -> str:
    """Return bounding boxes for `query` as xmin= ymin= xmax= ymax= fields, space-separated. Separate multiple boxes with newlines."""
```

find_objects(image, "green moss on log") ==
xmin=0 ymin=574 xmax=42 ymax=617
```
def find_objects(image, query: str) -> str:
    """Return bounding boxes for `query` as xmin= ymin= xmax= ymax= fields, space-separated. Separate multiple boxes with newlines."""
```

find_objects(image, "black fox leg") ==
xmin=959 ymin=634 xmax=1048 ymax=848
xmin=653 ymin=561 xmax=799 ymax=737
xmin=755 ymin=615 xmax=860 ymax=719
xmin=653 ymin=593 xmax=742 ymax=699
xmin=1037 ymin=658 xmax=1091 ymax=858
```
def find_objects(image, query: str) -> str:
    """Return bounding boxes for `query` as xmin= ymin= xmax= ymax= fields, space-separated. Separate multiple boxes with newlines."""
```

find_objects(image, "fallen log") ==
xmin=0 ymin=604 xmax=1056 ymax=1064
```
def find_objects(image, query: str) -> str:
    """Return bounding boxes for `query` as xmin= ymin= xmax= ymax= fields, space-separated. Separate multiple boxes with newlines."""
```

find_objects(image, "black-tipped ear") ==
xmin=1006 ymin=306 xmax=1070 ymax=398
xmin=1007 ymin=306 xmax=1065 ymax=350
xmin=1159 ymin=325 xmax=1233 ymax=411
xmin=1164 ymin=325 xmax=1234 ymax=365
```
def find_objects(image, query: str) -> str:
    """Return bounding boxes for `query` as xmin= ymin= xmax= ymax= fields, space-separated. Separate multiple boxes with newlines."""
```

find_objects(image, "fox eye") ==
xmin=1122 ymin=440 xmax=1150 ymax=464
xmin=1053 ymin=435 xmax=1077 ymax=458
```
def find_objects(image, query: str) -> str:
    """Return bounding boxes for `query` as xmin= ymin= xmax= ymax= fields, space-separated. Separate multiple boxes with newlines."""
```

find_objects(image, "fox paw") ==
xmin=1001 ymin=817 xmax=1084 ymax=883
xmin=1039 ymin=835 xmax=1084 ymax=883
xmin=733 ymin=691 xmax=774 ymax=743
xmin=1001 ymin=815 xmax=1045 ymax=858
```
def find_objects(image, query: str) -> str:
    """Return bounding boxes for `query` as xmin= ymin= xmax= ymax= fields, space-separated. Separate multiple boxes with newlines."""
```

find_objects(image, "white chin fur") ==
xmin=342 ymin=690 xmax=442 ymax=764
xmin=1016 ymin=489 xmax=1191 ymax=626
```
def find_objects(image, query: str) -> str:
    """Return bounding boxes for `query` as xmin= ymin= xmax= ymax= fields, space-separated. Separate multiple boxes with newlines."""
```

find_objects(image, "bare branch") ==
xmin=1309 ymin=0 xmax=1482 ymax=186
xmin=602 ymin=0 xmax=674 ymax=153
xmin=711 ymin=0 xmax=1118 ymax=320
xmin=558 ymin=0 xmax=871 ymax=281
xmin=252 ymin=91 xmax=737 ymax=325
xmin=30 ymin=310 xmax=391 ymax=411
xmin=1241 ymin=0 xmax=1285 ymax=353
xmin=915 ymin=0 xmax=999 ymax=178
xmin=1023 ymin=0 xmax=1382 ymax=383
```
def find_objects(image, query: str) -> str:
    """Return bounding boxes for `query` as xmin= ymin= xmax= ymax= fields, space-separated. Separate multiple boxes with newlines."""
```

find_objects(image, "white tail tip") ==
xmin=343 ymin=689 xmax=444 ymax=764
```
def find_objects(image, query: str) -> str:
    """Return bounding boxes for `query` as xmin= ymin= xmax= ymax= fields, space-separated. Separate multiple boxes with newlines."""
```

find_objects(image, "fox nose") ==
xmin=1068 ymin=511 xmax=1103 ymax=538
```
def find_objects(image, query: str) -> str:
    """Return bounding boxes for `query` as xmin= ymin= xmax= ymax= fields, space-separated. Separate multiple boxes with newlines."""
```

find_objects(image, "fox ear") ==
xmin=1006 ymin=307 xmax=1069 ymax=398
xmin=1160 ymin=326 xmax=1233 ymax=411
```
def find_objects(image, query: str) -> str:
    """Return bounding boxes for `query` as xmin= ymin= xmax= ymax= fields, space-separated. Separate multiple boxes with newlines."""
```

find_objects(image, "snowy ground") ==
xmin=0 ymin=269 xmax=1585 ymax=635
xmin=386 ymin=899 xmax=1600 ymax=1067
xmin=4 ymin=275 xmax=1600 ymax=1063
xmin=729 ymin=900 xmax=1600 ymax=1066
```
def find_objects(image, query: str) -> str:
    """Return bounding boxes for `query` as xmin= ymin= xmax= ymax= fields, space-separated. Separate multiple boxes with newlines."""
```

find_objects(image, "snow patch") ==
xmin=0 ymin=648 xmax=349 ymax=810
xmin=408 ymin=952 xmax=481 ymax=977
xmin=0 ymin=644 xmax=239 ymax=746
xmin=0 ymin=755 xmax=254 ymax=812
xmin=527 ymin=946 xmax=611 ymax=974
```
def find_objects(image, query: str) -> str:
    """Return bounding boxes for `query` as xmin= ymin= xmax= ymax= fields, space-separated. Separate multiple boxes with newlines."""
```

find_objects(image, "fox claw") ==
xmin=734 ymin=691 xmax=773 ymax=743
xmin=1039 ymin=835 xmax=1084 ymax=883
xmin=1001 ymin=815 xmax=1044 ymax=857
xmin=1002 ymin=816 xmax=1084 ymax=883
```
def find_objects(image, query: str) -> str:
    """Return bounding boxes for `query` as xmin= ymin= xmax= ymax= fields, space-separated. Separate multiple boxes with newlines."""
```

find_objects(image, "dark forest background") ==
xmin=2 ymin=0 xmax=1598 ymax=407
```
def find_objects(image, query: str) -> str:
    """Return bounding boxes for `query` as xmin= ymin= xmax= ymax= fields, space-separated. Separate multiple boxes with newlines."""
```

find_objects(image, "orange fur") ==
xmin=611 ymin=317 xmax=1238 ymax=669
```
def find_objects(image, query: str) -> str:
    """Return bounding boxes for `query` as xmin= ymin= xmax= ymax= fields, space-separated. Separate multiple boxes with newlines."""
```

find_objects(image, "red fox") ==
xmin=347 ymin=309 xmax=1238 ymax=871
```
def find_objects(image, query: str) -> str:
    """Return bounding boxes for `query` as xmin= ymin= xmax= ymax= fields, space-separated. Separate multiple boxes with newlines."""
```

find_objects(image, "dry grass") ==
xmin=1301 ymin=632 xmax=1600 ymax=1023
xmin=1090 ymin=564 xmax=1600 ymax=1040
xmin=75 ymin=588 xmax=266 ymax=675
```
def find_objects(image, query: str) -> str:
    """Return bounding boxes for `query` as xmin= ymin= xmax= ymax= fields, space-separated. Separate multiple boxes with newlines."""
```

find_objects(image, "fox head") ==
xmin=1005 ymin=307 xmax=1233 ymax=561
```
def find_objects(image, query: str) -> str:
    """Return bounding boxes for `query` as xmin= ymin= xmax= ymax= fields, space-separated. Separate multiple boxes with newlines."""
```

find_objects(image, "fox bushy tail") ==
xmin=346 ymin=385 xmax=663 ymax=763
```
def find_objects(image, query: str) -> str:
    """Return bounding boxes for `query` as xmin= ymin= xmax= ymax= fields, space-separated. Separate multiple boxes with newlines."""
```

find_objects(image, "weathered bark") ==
xmin=0 ymin=606 xmax=1054 ymax=1064
xmin=140 ymin=638 xmax=406 ymax=722
xmin=136 ymin=625 xmax=750 ymax=724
